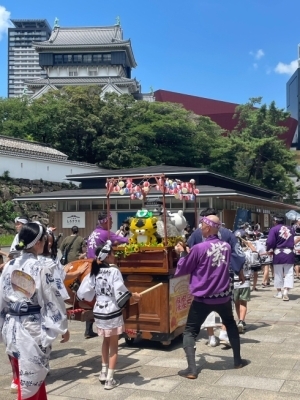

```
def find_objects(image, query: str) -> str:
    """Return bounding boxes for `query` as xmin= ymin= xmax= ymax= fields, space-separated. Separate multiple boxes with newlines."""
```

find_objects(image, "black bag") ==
xmin=60 ymin=253 xmax=67 ymax=266
xmin=60 ymin=236 xmax=78 ymax=266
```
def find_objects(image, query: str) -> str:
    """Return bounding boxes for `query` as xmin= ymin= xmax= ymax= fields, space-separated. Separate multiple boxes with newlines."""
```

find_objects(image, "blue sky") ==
xmin=0 ymin=0 xmax=299 ymax=108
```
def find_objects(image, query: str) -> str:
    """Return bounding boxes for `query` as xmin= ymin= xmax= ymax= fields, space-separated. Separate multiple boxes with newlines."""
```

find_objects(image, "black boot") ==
xmin=178 ymin=346 xmax=198 ymax=379
xmin=84 ymin=321 xmax=97 ymax=339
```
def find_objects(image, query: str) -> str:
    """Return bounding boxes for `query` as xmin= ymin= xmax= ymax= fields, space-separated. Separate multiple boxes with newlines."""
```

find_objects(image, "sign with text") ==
xmin=169 ymin=275 xmax=193 ymax=333
xmin=263 ymin=213 xmax=269 ymax=228
xmin=62 ymin=212 xmax=85 ymax=228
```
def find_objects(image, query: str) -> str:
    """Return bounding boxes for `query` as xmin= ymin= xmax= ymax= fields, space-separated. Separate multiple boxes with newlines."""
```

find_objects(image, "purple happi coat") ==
xmin=87 ymin=226 xmax=128 ymax=258
xmin=266 ymin=224 xmax=295 ymax=264
xmin=175 ymin=235 xmax=231 ymax=304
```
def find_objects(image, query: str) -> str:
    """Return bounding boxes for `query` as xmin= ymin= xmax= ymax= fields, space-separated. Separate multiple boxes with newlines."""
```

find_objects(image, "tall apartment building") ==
xmin=8 ymin=19 xmax=51 ymax=98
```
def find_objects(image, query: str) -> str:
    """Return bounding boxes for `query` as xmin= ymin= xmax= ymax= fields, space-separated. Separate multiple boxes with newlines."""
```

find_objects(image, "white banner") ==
xmin=62 ymin=212 xmax=86 ymax=228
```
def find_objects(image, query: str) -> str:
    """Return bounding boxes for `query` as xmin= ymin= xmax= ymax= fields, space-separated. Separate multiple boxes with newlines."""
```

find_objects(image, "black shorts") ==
xmin=295 ymin=255 xmax=300 ymax=265
xmin=251 ymin=265 xmax=261 ymax=272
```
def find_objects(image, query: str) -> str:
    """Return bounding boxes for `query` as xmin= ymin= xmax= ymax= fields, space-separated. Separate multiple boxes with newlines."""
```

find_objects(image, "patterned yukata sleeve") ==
xmin=112 ymin=268 xmax=131 ymax=308
xmin=38 ymin=265 xmax=68 ymax=348
xmin=77 ymin=274 xmax=96 ymax=302
xmin=0 ymin=271 xmax=9 ymax=343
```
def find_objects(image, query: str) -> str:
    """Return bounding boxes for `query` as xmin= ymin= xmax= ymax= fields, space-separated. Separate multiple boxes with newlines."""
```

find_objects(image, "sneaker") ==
xmin=10 ymin=382 xmax=18 ymax=393
xmin=219 ymin=334 xmax=231 ymax=347
xmin=207 ymin=336 xmax=220 ymax=347
xmin=283 ymin=291 xmax=289 ymax=301
xmin=238 ymin=320 xmax=245 ymax=333
xmin=274 ymin=292 xmax=283 ymax=299
xmin=104 ymin=378 xmax=120 ymax=390
xmin=99 ymin=372 xmax=107 ymax=383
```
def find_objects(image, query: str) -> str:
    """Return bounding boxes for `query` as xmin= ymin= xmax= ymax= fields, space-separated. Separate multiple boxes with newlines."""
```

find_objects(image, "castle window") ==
xmin=63 ymin=54 xmax=73 ymax=63
xmin=83 ymin=54 xmax=92 ymax=63
xmin=92 ymin=54 xmax=102 ymax=62
xmin=73 ymin=54 xmax=82 ymax=63
xmin=54 ymin=55 xmax=63 ymax=64
xmin=103 ymin=53 xmax=111 ymax=61
xmin=69 ymin=68 xmax=78 ymax=77
xmin=89 ymin=68 xmax=97 ymax=76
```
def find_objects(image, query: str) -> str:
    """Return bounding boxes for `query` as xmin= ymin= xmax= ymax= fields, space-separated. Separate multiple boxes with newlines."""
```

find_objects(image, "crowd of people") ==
xmin=0 ymin=210 xmax=299 ymax=398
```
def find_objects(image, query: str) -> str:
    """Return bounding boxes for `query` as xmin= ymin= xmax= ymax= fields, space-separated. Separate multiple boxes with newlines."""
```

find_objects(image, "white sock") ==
xmin=209 ymin=335 xmax=216 ymax=343
xmin=107 ymin=368 xmax=114 ymax=380
xmin=101 ymin=363 xmax=108 ymax=373
xmin=283 ymin=289 xmax=288 ymax=296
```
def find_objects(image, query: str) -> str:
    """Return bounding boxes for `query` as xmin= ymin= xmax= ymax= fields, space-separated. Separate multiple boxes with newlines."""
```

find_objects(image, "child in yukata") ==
xmin=77 ymin=241 xmax=141 ymax=390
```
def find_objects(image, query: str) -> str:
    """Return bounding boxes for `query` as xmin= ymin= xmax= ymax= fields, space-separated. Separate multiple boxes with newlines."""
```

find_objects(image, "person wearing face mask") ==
xmin=186 ymin=208 xmax=245 ymax=346
xmin=174 ymin=215 xmax=246 ymax=379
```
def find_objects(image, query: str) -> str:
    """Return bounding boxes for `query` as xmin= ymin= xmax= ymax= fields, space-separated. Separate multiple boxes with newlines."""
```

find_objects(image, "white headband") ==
xmin=97 ymin=240 xmax=112 ymax=261
xmin=25 ymin=225 xmax=44 ymax=249
xmin=15 ymin=217 xmax=28 ymax=225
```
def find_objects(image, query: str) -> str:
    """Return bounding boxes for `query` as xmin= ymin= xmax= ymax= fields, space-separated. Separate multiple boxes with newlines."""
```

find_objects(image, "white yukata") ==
xmin=38 ymin=256 xmax=69 ymax=301
xmin=77 ymin=263 xmax=131 ymax=336
xmin=0 ymin=253 xmax=68 ymax=399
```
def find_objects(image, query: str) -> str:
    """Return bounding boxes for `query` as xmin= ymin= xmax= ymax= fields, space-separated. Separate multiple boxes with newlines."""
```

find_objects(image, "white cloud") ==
xmin=250 ymin=49 xmax=265 ymax=60
xmin=274 ymin=60 xmax=298 ymax=75
xmin=0 ymin=5 xmax=11 ymax=40
xmin=253 ymin=63 xmax=258 ymax=69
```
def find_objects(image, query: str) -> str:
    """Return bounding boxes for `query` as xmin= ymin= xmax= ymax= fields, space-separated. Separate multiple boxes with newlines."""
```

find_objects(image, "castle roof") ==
xmin=33 ymin=25 xmax=137 ymax=67
xmin=0 ymin=135 xmax=100 ymax=167
xmin=25 ymin=76 xmax=139 ymax=91
xmin=0 ymin=135 xmax=67 ymax=161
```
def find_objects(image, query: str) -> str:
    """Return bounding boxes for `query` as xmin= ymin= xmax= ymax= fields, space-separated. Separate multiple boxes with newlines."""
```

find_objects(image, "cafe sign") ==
xmin=62 ymin=212 xmax=85 ymax=228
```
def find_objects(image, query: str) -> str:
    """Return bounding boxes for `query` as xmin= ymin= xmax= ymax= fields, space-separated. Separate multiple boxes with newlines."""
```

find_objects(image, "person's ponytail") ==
xmin=16 ymin=223 xmax=47 ymax=250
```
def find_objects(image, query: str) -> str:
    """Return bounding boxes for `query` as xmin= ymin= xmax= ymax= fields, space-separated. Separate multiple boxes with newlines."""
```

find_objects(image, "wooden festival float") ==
xmin=64 ymin=174 xmax=199 ymax=345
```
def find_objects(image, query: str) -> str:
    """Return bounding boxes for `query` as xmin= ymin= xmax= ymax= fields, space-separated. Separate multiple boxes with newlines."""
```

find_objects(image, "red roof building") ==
xmin=155 ymin=89 xmax=297 ymax=148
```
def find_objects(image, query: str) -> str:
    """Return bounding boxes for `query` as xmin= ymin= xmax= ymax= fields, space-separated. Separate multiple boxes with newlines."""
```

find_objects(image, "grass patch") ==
xmin=0 ymin=234 xmax=14 ymax=247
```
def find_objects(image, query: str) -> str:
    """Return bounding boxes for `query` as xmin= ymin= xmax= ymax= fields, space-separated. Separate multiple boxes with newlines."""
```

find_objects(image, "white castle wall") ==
xmin=0 ymin=154 xmax=100 ymax=185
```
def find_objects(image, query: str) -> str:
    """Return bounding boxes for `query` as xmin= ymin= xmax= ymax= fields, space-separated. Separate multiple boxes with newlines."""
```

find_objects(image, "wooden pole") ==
xmin=139 ymin=282 xmax=163 ymax=296
xmin=161 ymin=175 xmax=168 ymax=247
xmin=194 ymin=183 xmax=198 ymax=230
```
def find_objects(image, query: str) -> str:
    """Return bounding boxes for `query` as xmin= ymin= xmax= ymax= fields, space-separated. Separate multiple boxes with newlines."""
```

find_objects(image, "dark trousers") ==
xmin=183 ymin=299 xmax=241 ymax=364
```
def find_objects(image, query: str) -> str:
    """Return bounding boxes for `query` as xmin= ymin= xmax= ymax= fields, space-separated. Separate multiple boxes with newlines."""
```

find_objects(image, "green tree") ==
xmin=210 ymin=97 xmax=298 ymax=198
xmin=29 ymin=86 xmax=104 ymax=162
xmin=0 ymin=97 xmax=31 ymax=138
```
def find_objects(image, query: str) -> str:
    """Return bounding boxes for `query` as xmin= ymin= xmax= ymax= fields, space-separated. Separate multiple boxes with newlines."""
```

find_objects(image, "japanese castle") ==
xmin=25 ymin=18 xmax=152 ymax=101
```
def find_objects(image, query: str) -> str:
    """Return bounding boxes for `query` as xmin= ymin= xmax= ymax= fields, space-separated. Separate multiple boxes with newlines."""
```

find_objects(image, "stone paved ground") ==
xmin=1 ymin=274 xmax=300 ymax=399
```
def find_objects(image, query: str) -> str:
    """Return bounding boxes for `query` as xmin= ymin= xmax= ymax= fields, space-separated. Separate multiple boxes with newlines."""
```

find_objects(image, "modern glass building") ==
xmin=7 ymin=19 xmax=51 ymax=97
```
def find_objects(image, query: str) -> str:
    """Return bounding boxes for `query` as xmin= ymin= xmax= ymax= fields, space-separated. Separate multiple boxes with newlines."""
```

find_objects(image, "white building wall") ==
xmin=0 ymin=154 xmax=100 ymax=185
xmin=48 ymin=66 xmax=120 ymax=78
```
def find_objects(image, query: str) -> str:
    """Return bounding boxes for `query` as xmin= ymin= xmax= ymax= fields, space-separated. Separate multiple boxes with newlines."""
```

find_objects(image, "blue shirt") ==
xmin=187 ymin=227 xmax=245 ymax=274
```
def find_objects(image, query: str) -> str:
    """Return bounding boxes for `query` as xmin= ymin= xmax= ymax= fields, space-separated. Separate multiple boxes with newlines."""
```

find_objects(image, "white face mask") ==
xmin=199 ymin=223 xmax=202 ymax=229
